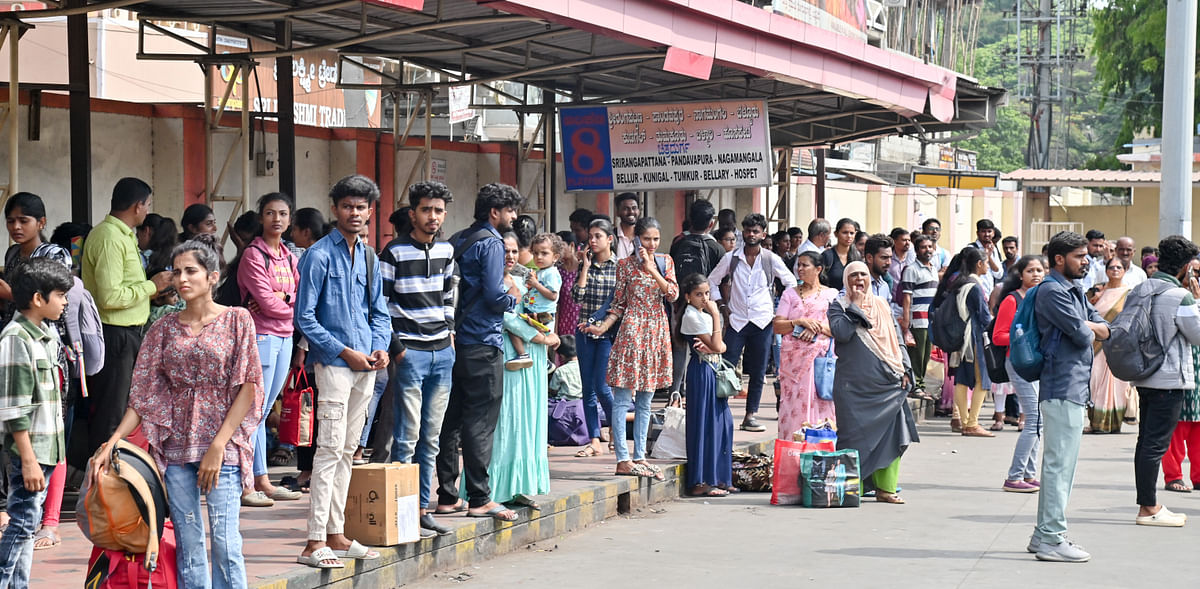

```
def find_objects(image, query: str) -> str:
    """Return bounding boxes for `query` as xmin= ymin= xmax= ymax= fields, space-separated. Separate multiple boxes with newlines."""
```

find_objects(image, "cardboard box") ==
xmin=343 ymin=463 xmax=421 ymax=546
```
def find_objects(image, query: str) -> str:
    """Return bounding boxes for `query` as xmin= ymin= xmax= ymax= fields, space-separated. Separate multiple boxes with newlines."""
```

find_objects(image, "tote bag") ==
xmin=278 ymin=368 xmax=315 ymax=447
xmin=813 ymin=339 xmax=836 ymax=401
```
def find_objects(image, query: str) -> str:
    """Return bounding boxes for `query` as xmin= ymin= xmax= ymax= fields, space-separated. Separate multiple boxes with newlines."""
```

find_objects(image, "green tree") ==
xmin=1092 ymin=0 xmax=1200 ymax=144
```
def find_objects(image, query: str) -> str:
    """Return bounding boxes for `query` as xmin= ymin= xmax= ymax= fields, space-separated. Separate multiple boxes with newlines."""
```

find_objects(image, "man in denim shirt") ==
xmin=435 ymin=183 xmax=523 ymax=522
xmin=1030 ymin=231 xmax=1109 ymax=563
xmin=295 ymin=174 xmax=391 ymax=568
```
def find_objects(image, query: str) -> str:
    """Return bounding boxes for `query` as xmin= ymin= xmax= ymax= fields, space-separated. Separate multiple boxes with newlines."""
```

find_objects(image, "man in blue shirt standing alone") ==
xmin=435 ymin=183 xmax=523 ymax=522
xmin=295 ymin=175 xmax=392 ymax=569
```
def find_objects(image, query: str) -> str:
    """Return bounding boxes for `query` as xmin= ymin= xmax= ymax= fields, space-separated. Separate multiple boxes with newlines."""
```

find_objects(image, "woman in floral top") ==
xmin=94 ymin=235 xmax=263 ymax=589
xmin=582 ymin=217 xmax=678 ymax=479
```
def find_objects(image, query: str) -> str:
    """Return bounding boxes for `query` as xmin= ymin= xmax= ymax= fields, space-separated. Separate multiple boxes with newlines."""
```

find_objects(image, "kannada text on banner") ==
xmin=560 ymin=99 xmax=773 ymax=192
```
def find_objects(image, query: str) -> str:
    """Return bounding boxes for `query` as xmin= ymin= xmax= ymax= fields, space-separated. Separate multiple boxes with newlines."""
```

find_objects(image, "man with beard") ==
xmin=900 ymin=234 xmax=939 ymax=397
xmin=1002 ymin=236 xmax=1019 ymax=271
xmin=707 ymin=214 xmax=797 ymax=432
xmin=921 ymin=218 xmax=952 ymax=276
xmin=613 ymin=192 xmax=640 ymax=259
xmin=1079 ymin=229 xmax=1108 ymax=291
xmin=1029 ymin=231 xmax=1109 ymax=563
xmin=864 ymin=233 xmax=894 ymax=309
xmin=378 ymin=181 xmax=459 ymax=537
xmin=972 ymin=218 xmax=1005 ymax=295
xmin=434 ymin=183 xmax=523 ymax=523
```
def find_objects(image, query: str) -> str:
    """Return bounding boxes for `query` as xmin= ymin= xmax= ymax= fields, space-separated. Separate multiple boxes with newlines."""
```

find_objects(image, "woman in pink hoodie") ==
xmin=238 ymin=192 xmax=303 ymax=507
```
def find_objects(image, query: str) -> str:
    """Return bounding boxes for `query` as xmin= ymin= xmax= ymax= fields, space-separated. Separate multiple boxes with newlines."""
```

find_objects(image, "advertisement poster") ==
xmin=559 ymin=99 xmax=773 ymax=192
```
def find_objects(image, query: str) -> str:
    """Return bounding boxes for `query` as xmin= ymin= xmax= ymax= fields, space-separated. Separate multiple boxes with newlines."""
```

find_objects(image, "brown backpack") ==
xmin=76 ymin=440 xmax=170 ymax=572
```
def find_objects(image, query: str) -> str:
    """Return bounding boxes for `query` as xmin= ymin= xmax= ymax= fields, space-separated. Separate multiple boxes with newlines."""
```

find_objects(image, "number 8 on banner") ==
xmin=559 ymin=106 xmax=614 ymax=191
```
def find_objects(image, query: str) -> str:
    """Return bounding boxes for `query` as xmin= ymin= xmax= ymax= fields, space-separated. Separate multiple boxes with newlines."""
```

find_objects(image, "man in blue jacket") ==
xmin=1030 ymin=231 xmax=1109 ymax=563
xmin=434 ymin=183 xmax=523 ymax=522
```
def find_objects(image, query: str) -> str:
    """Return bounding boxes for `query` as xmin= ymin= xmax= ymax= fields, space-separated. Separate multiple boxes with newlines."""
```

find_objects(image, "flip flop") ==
xmin=1165 ymin=479 xmax=1192 ymax=493
xmin=32 ymin=527 xmax=60 ymax=551
xmin=574 ymin=446 xmax=601 ymax=458
xmin=435 ymin=500 xmax=468 ymax=515
xmin=332 ymin=540 xmax=380 ymax=560
xmin=637 ymin=462 xmax=666 ymax=481
xmin=508 ymin=494 xmax=541 ymax=510
xmin=297 ymin=546 xmax=344 ymax=569
xmin=467 ymin=504 xmax=519 ymax=522
xmin=876 ymin=493 xmax=906 ymax=504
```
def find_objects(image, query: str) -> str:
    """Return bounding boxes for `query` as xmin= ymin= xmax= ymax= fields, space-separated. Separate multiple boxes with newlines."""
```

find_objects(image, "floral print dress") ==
xmin=776 ymin=286 xmax=839 ymax=439
xmin=605 ymin=254 xmax=678 ymax=391
xmin=129 ymin=307 xmax=264 ymax=489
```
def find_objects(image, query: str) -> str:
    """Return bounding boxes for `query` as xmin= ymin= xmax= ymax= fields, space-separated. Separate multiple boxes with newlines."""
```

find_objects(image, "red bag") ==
xmin=771 ymin=439 xmax=837 ymax=505
xmin=85 ymin=520 xmax=178 ymax=589
xmin=278 ymin=369 xmax=315 ymax=447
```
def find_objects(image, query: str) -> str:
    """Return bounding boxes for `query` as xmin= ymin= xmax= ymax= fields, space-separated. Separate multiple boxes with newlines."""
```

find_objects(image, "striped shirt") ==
xmin=571 ymin=257 xmax=618 ymax=322
xmin=902 ymin=260 xmax=939 ymax=329
xmin=379 ymin=233 xmax=455 ymax=352
xmin=0 ymin=315 xmax=64 ymax=466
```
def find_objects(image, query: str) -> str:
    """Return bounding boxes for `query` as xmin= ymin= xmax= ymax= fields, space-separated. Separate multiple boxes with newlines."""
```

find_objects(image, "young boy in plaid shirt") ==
xmin=0 ymin=258 xmax=73 ymax=588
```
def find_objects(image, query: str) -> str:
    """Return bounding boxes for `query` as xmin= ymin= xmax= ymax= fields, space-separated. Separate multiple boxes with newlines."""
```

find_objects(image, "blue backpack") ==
xmin=1008 ymin=284 xmax=1044 ymax=381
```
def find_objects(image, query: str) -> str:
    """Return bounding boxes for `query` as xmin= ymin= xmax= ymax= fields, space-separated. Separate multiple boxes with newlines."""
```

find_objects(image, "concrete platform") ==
xmin=37 ymin=385 xmax=917 ymax=588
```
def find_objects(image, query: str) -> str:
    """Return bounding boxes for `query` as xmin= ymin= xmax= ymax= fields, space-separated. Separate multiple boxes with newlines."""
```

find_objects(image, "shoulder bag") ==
xmin=813 ymin=337 xmax=836 ymax=400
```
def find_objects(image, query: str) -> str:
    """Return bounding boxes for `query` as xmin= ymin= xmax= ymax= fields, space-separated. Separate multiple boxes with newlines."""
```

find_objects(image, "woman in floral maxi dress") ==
xmin=581 ymin=217 xmax=677 ymax=480
xmin=773 ymin=251 xmax=838 ymax=439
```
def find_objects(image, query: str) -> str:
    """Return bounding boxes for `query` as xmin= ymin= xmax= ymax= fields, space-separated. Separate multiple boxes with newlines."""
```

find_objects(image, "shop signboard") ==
xmin=772 ymin=0 xmax=870 ymax=41
xmin=559 ymin=99 xmax=773 ymax=192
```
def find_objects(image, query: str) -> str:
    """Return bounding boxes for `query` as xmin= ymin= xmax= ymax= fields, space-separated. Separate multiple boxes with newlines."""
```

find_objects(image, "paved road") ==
xmin=410 ymin=420 xmax=1199 ymax=588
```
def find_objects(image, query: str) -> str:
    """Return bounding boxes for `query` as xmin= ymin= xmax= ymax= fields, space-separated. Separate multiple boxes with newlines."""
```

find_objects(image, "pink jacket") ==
xmin=237 ymin=236 xmax=299 ymax=337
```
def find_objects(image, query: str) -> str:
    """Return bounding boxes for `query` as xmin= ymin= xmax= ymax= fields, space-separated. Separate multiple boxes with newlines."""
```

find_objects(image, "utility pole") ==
xmin=1160 ymin=0 xmax=1197 ymax=238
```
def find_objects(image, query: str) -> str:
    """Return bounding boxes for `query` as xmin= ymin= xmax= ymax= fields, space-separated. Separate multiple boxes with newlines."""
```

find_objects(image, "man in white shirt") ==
xmin=1116 ymin=236 xmax=1147 ymax=286
xmin=1078 ymin=229 xmax=1108 ymax=291
xmin=797 ymin=218 xmax=830 ymax=255
xmin=922 ymin=218 xmax=952 ymax=276
xmin=708 ymin=213 xmax=797 ymax=432
xmin=971 ymin=219 xmax=1005 ymax=295
xmin=613 ymin=192 xmax=640 ymax=259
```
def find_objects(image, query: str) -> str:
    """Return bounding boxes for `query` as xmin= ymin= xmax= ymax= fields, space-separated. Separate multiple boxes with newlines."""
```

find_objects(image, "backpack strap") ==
xmin=730 ymin=249 xmax=773 ymax=300
xmin=110 ymin=444 xmax=160 ymax=574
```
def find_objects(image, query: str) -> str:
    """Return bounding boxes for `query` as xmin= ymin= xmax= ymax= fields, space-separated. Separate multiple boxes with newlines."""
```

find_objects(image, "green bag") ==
xmin=798 ymin=449 xmax=861 ymax=508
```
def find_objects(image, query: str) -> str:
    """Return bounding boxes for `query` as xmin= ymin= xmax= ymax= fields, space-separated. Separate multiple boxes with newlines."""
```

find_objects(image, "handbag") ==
xmin=712 ymin=357 xmax=742 ymax=399
xmin=278 ymin=368 xmax=315 ymax=447
xmin=547 ymin=398 xmax=591 ymax=447
xmin=650 ymin=406 xmax=686 ymax=459
xmin=798 ymin=449 xmax=861 ymax=508
xmin=813 ymin=338 xmax=836 ymax=401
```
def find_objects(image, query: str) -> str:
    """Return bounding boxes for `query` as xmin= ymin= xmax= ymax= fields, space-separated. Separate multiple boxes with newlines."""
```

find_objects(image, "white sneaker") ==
xmin=1035 ymin=540 xmax=1091 ymax=563
xmin=1135 ymin=506 xmax=1187 ymax=527
xmin=1026 ymin=535 xmax=1041 ymax=554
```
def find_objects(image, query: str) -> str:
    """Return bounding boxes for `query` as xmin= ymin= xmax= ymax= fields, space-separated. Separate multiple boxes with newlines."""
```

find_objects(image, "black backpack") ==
xmin=672 ymin=233 xmax=717 ymax=281
xmin=930 ymin=284 xmax=968 ymax=353
xmin=1103 ymin=279 xmax=1174 ymax=381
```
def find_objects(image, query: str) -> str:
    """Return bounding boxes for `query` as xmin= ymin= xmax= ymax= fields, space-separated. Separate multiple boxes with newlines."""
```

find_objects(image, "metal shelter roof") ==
xmin=1003 ymin=168 xmax=1200 ymax=188
xmin=42 ymin=0 xmax=1009 ymax=148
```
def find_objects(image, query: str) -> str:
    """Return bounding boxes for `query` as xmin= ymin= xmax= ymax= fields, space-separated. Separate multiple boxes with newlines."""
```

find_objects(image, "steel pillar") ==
xmin=67 ymin=0 xmax=90 ymax=222
xmin=1161 ymin=0 xmax=1198 ymax=238
xmin=769 ymin=147 xmax=792 ymax=232
xmin=276 ymin=21 xmax=296 ymax=199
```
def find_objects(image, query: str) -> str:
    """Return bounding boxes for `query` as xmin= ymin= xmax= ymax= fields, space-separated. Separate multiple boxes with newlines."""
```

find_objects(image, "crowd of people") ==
xmin=2 ymin=173 xmax=1200 ymax=586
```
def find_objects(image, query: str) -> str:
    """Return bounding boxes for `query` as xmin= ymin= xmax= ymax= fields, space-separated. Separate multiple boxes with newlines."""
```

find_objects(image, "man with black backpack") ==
xmin=668 ymin=200 xmax=726 ymax=398
xmin=1115 ymin=236 xmax=1200 ymax=528
xmin=1029 ymin=231 xmax=1109 ymax=563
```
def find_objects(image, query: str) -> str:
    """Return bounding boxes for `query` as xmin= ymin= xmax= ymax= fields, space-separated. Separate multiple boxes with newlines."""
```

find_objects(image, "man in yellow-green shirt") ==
xmin=80 ymin=177 xmax=172 ymax=457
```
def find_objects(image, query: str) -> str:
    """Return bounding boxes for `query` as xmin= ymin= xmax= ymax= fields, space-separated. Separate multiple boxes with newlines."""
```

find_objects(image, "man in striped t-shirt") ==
xmin=378 ymin=181 xmax=457 ymax=537
xmin=900 ymin=234 xmax=939 ymax=395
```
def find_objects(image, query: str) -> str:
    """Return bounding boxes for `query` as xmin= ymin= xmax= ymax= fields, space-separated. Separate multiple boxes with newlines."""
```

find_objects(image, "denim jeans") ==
xmin=1134 ymin=388 xmax=1184 ymax=507
xmin=722 ymin=320 xmax=773 ymax=414
xmin=253 ymin=334 xmax=293 ymax=477
xmin=390 ymin=347 xmax=455 ymax=508
xmin=0 ymin=454 xmax=53 ymax=589
xmin=576 ymin=331 xmax=614 ymax=439
xmin=164 ymin=463 xmax=246 ymax=589
xmin=1035 ymin=399 xmax=1085 ymax=546
xmin=611 ymin=387 xmax=654 ymax=462
xmin=359 ymin=366 xmax=390 ymax=448
xmin=1005 ymin=359 xmax=1041 ymax=481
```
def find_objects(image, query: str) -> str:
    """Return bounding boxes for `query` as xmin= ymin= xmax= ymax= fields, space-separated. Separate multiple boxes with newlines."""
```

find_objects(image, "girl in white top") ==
xmin=676 ymin=273 xmax=734 ymax=497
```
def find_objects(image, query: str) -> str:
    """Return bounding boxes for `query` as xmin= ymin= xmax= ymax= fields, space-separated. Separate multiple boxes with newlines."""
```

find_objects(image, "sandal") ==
xmin=269 ymin=447 xmax=295 ymax=467
xmin=297 ymin=546 xmax=344 ymax=569
xmin=332 ymin=540 xmax=380 ymax=560
xmin=989 ymin=421 xmax=1005 ymax=431
xmin=688 ymin=485 xmax=729 ymax=497
xmin=435 ymin=500 xmax=468 ymax=515
xmin=876 ymin=492 xmax=906 ymax=504
xmin=467 ymin=504 xmax=519 ymax=522
xmin=32 ymin=527 xmax=60 ymax=551
xmin=637 ymin=462 xmax=666 ymax=481
xmin=574 ymin=445 xmax=602 ymax=458
xmin=507 ymin=494 xmax=541 ymax=510
xmin=1165 ymin=479 xmax=1192 ymax=493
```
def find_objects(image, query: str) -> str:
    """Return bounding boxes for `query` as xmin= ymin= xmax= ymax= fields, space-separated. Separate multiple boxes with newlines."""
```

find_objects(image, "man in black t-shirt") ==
xmin=668 ymin=199 xmax=725 ymax=397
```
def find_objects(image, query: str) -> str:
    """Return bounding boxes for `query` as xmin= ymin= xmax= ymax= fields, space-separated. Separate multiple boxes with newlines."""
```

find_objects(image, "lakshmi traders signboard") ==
xmin=559 ymin=99 xmax=773 ymax=192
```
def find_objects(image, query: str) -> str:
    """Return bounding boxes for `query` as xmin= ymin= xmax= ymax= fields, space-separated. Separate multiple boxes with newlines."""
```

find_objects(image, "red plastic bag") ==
xmin=278 ymin=369 xmax=314 ymax=447
xmin=85 ymin=521 xmax=178 ymax=589
xmin=771 ymin=439 xmax=837 ymax=505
